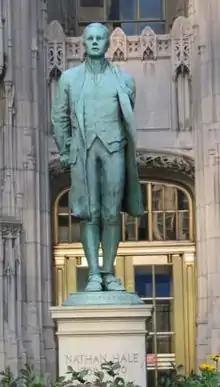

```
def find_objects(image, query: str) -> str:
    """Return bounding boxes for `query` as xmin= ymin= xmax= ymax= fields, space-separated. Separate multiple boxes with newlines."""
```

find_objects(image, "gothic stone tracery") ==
xmin=47 ymin=17 xmax=192 ymax=73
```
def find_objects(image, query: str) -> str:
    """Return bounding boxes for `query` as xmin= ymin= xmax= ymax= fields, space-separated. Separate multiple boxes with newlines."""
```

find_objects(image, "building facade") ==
xmin=0 ymin=0 xmax=219 ymax=385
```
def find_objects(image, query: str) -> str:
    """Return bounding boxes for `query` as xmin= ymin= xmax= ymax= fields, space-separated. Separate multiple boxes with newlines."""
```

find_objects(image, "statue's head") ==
xmin=83 ymin=23 xmax=110 ymax=58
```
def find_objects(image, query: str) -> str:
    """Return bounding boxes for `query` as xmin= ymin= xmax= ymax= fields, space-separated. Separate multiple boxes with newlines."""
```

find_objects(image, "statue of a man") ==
xmin=52 ymin=23 xmax=143 ymax=292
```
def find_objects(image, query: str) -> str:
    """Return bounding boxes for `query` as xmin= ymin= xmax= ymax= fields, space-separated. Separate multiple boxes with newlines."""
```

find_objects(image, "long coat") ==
xmin=52 ymin=61 xmax=144 ymax=220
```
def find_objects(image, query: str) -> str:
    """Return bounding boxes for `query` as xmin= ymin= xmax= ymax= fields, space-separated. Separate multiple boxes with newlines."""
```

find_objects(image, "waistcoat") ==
xmin=82 ymin=65 xmax=125 ymax=150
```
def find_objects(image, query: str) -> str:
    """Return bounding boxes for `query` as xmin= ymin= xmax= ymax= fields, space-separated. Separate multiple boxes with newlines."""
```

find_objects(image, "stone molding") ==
xmin=49 ymin=151 xmax=194 ymax=181
xmin=136 ymin=151 xmax=194 ymax=179
xmin=0 ymin=0 xmax=5 ymax=78
xmin=47 ymin=16 xmax=193 ymax=78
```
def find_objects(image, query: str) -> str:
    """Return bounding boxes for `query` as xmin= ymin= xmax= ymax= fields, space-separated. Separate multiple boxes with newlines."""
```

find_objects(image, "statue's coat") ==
xmin=52 ymin=62 xmax=144 ymax=220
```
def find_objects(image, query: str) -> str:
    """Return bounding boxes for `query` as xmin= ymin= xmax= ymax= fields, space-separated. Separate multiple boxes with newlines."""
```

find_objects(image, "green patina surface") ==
xmin=52 ymin=23 xmax=143 ymax=301
xmin=63 ymin=291 xmax=144 ymax=306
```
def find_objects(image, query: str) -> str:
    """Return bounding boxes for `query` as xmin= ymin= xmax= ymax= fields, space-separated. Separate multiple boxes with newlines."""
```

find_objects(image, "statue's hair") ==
xmin=83 ymin=23 xmax=110 ymax=40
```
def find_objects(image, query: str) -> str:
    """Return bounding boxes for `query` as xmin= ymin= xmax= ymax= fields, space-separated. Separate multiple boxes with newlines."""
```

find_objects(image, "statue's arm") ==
xmin=51 ymin=72 xmax=71 ymax=161
xmin=124 ymin=73 xmax=136 ymax=110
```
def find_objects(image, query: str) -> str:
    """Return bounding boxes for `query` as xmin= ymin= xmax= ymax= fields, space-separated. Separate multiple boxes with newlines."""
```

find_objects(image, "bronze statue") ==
xmin=52 ymin=23 xmax=143 ymax=293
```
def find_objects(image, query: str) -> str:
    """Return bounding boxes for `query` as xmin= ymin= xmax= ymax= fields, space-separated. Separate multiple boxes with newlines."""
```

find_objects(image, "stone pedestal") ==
xmin=51 ymin=304 xmax=152 ymax=387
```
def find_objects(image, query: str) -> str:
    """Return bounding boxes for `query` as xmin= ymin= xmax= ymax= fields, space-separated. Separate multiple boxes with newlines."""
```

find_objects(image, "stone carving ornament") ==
xmin=0 ymin=218 xmax=21 ymax=239
xmin=47 ymin=16 xmax=192 ymax=72
xmin=171 ymin=16 xmax=192 ymax=73
xmin=140 ymin=26 xmax=157 ymax=60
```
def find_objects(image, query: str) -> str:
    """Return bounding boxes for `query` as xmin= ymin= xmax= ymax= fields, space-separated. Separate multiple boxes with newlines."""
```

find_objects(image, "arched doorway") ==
xmin=50 ymin=152 xmax=195 ymax=386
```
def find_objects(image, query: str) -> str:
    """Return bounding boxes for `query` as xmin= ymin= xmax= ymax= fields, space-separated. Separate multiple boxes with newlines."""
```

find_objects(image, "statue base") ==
xmin=63 ymin=290 xmax=143 ymax=306
xmin=50 ymin=304 xmax=152 ymax=386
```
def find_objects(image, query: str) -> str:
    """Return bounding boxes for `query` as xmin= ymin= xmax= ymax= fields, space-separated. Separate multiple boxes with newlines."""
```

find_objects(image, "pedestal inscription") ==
xmin=59 ymin=336 xmax=146 ymax=384
xmin=51 ymin=305 xmax=152 ymax=387
xmin=64 ymin=352 xmax=141 ymax=375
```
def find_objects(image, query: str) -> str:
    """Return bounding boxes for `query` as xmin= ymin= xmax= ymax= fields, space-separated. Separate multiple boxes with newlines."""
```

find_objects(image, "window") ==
xmin=48 ymin=1 xmax=189 ymax=37
xmin=122 ymin=182 xmax=192 ymax=241
xmin=55 ymin=189 xmax=81 ymax=244
xmin=139 ymin=0 xmax=163 ymax=18
xmin=135 ymin=264 xmax=174 ymax=387
xmin=80 ymin=0 xmax=104 ymax=6
xmin=47 ymin=0 xmax=77 ymax=36
xmin=77 ymin=0 xmax=165 ymax=35
xmin=54 ymin=181 xmax=193 ymax=244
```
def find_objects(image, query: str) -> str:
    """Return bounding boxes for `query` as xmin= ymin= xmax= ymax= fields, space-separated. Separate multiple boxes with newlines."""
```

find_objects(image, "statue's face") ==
xmin=83 ymin=25 xmax=109 ymax=58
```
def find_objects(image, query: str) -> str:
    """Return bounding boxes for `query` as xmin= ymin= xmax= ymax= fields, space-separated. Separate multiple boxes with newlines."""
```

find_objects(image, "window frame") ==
xmin=54 ymin=180 xmax=194 ymax=245
xmin=77 ymin=0 xmax=166 ymax=35
xmin=80 ymin=0 xmax=104 ymax=7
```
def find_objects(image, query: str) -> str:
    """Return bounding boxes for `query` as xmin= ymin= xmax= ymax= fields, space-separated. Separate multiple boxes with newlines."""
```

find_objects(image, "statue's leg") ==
xmin=80 ymin=142 xmax=102 ymax=292
xmin=100 ymin=144 xmax=125 ymax=291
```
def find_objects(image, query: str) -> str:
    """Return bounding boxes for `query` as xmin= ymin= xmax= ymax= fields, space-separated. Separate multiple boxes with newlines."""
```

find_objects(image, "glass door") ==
xmin=123 ymin=252 xmax=195 ymax=386
xmin=134 ymin=259 xmax=174 ymax=387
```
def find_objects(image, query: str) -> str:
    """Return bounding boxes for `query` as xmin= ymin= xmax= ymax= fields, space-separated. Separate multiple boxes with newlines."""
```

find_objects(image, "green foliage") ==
xmin=0 ymin=366 xmax=18 ymax=387
xmin=0 ymin=364 xmax=46 ymax=387
xmin=158 ymin=364 xmax=186 ymax=387
xmin=157 ymin=363 xmax=220 ymax=387
xmin=2 ymin=360 xmax=220 ymax=387
xmin=0 ymin=361 xmax=139 ymax=387
xmin=19 ymin=364 xmax=45 ymax=387
xmin=65 ymin=361 xmax=139 ymax=387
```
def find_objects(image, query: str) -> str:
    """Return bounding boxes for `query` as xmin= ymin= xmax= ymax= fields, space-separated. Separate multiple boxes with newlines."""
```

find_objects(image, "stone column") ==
xmin=0 ymin=0 xmax=55 ymax=376
xmin=191 ymin=0 xmax=220 ymax=365
xmin=0 ymin=219 xmax=25 ymax=375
